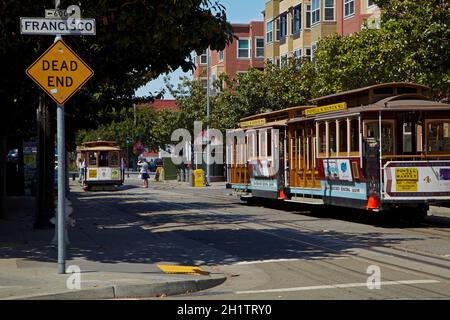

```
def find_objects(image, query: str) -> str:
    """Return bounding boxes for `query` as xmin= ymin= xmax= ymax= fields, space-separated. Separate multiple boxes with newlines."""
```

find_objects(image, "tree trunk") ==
xmin=34 ymin=95 xmax=55 ymax=229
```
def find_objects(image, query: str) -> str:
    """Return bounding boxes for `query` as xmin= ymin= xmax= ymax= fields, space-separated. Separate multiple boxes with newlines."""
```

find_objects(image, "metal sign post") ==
xmin=22 ymin=2 xmax=95 ymax=274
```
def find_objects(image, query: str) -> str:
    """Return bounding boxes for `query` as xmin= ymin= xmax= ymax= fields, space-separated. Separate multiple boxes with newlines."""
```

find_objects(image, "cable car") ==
xmin=76 ymin=140 xmax=125 ymax=190
xmin=226 ymin=83 xmax=450 ymax=220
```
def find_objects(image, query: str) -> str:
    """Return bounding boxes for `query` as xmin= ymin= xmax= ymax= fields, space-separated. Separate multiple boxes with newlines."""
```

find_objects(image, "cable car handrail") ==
xmin=381 ymin=154 xmax=450 ymax=160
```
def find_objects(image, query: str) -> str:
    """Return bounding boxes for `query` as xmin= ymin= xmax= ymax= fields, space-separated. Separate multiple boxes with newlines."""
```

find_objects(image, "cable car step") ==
xmin=285 ymin=197 xmax=324 ymax=205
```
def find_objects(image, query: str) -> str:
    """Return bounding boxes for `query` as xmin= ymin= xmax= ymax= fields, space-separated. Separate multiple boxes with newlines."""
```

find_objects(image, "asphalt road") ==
xmin=72 ymin=178 xmax=450 ymax=300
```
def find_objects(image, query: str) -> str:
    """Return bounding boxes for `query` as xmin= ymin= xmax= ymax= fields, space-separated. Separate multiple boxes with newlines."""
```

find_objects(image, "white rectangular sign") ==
xmin=45 ymin=9 xmax=69 ymax=19
xmin=383 ymin=161 xmax=450 ymax=200
xmin=20 ymin=17 xmax=96 ymax=35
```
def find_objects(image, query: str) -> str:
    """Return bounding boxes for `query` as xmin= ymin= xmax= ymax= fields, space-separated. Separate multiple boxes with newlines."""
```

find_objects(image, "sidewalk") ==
xmin=0 ymin=184 xmax=226 ymax=300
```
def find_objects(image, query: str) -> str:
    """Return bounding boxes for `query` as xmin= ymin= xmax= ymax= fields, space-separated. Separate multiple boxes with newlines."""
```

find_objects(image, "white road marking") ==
xmin=233 ymin=257 xmax=348 ymax=265
xmin=236 ymin=279 xmax=440 ymax=295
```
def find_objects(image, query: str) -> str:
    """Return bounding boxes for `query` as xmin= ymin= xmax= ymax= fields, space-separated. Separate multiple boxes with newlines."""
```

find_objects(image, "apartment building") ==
xmin=264 ymin=0 xmax=380 ymax=64
xmin=193 ymin=22 xmax=265 ymax=91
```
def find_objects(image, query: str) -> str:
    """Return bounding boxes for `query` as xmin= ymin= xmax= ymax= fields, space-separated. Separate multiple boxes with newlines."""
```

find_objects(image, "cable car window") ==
xmin=110 ymin=152 xmax=119 ymax=166
xmin=403 ymin=122 xmax=413 ymax=153
xmin=88 ymin=152 xmax=97 ymax=166
xmin=365 ymin=121 xmax=394 ymax=154
xmin=427 ymin=121 xmax=450 ymax=152
xmin=318 ymin=122 xmax=326 ymax=154
xmin=329 ymin=121 xmax=337 ymax=154
xmin=99 ymin=151 xmax=109 ymax=167
xmin=339 ymin=120 xmax=348 ymax=154
xmin=267 ymin=130 xmax=272 ymax=157
xmin=350 ymin=119 xmax=359 ymax=152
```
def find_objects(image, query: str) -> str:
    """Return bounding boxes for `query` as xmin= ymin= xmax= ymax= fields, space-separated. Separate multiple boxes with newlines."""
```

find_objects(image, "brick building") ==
xmin=193 ymin=22 xmax=265 ymax=91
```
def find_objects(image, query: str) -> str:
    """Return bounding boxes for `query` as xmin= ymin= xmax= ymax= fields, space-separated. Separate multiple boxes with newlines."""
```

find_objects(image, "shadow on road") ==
xmin=0 ymin=187 xmax=422 ymax=267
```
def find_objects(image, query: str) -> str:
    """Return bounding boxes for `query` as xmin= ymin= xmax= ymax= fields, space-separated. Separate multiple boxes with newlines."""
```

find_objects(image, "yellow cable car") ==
xmin=76 ymin=140 xmax=125 ymax=190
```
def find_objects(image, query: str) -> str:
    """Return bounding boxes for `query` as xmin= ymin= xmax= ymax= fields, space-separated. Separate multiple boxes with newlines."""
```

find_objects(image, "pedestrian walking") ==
xmin=77 ymin=158 xmax=86 ymax=183
xmin=137 ymin=158 xmax=149 ymax=188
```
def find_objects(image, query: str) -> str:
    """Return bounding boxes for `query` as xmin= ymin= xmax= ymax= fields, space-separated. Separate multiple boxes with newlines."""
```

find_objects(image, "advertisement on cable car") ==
xmin=383 ymin=161 xmax=450 ymax=200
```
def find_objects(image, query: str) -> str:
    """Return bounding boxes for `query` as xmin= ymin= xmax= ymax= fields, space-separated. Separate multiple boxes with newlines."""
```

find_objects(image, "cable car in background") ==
xmin=76 ymin=140 xmax=125 ymax=190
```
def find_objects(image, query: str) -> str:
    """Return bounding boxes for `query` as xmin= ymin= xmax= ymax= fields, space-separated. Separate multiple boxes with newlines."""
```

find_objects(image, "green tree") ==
xmin=314 ymin=0 xmax=449 ymax=99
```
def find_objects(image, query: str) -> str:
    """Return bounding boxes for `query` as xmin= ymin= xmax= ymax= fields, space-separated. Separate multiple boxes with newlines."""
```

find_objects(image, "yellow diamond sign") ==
xmin=26 ymin=39 xmax=93 ymax=105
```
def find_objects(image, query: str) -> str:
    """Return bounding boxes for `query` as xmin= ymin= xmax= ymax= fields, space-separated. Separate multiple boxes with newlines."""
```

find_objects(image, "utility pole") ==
xmin=206 ymin=47 xmax=211 ymax=186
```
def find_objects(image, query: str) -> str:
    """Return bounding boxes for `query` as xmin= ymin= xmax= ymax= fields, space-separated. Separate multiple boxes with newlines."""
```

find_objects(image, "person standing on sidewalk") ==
xmin=137 ymin=158 xmax=149 ymax=188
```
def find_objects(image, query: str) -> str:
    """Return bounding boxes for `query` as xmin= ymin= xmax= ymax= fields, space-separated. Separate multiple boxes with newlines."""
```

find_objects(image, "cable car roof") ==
xmin=77 ymin=140 xmax=121 ymax=151
xmin=288 ymin=95 xmax=450 ymax=123
xmin=310 ymin=82 xmax=430 ymax=105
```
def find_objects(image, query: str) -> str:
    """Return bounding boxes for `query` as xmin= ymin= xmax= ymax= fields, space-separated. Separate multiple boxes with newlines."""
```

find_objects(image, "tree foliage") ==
xmin=315 ymin=0 xmax=450 ymax=99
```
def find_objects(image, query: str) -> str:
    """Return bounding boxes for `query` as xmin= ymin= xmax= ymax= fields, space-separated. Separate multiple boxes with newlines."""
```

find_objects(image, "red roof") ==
xmin=143 ymin=150 xmax=159 ymax=157
xmin=137 ymin=99 xmax=178 ymax=112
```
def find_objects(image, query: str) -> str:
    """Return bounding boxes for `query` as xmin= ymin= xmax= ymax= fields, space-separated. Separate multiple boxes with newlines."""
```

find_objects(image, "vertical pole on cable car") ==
xmin=378 ymin=110 xmax=383 ymax=202
xmin=206 ymin=47 xmax=211 ymax=186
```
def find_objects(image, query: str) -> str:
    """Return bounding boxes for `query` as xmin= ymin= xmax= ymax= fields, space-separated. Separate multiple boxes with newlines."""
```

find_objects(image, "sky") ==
xmin=134 ymin=0 xmax=266 ymax=99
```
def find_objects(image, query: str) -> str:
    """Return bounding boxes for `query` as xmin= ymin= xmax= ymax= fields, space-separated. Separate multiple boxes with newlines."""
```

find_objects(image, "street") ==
xmin=69 ymin=178 xmax=450 ymax=300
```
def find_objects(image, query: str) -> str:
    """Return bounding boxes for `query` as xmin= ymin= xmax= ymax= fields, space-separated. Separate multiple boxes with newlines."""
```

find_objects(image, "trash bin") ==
xmin=193 ymin=169 xmax=204 ymax=187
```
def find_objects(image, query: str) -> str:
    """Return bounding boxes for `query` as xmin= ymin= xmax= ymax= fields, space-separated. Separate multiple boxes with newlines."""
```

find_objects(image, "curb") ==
xmin=17 ymin=275 xmax=227 ymax=300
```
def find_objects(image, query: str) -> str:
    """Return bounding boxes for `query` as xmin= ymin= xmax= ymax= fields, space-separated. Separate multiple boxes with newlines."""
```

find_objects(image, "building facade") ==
xmin=193 ymin=22 xmax=265 ymax=91
xmin=263 ymin=0 xmax=380 ymax=64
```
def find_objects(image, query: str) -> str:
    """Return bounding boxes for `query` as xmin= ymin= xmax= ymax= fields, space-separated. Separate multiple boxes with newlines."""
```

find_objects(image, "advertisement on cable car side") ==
xmin=383 ymin=161 xmax=450 ymax=199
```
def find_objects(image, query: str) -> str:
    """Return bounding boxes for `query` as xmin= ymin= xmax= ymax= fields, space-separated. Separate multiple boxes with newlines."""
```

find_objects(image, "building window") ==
xmin=305 ymin=47 xmax=312 ymax=60
xmin=199 ymin=50 xmax=207 ymax=65
xmin=237 ymin=38 xmax=250 ymax=59
xmin=368 ymin=0 xmax=375 ymax=8
xmin=280 ymin=13 xmax=288 ymax=39
xmin=344 ymin=0 xmax=355 ymax=18
xmin=255 ymin=37 xmax=264 ymax=58
xmin=292 ymin=5 xmax=301 ymax=35
xmin=266 ymin=20 xmax=273 ymax=43
xmin=275 ymin=18 xmax=281 ymax=41
xmin=311 ymin=0 xmax=320 ymax=25
xmin=305 ymin=4 xmax=311 ymax=29
xmin=218 ymin=50 xmax=224 ymax=61
xmin=324 ymin=0 xmax=335 ymax=21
